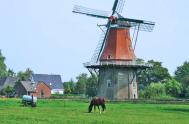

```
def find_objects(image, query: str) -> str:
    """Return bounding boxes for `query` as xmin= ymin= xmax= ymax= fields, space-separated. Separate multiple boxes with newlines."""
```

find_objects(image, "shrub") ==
xmin=186 ymin=86 xmax=189 ymax=98
xmin=164 ymin=79 xmax=181 ymax=97
xmin=141 ymin=82 xmax=166 ymax=99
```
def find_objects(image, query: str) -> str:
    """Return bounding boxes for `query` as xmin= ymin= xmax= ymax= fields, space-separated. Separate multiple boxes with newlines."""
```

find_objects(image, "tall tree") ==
xmin=75 ymin=73 xmax=88 ymax=94
xmin=17 ymin=68 xmax=33 ymax=81
xmin=63 ymin=78 xmax=75 ymax=94
xmin=7 ymin=69 xmax=16 ymax=77
xmin=186 ymin=86 xmax=189 ymax=98
xmin=0 ymin=50 xmax=7 ymax=78
xmin=86 ymin=75 xmax=98 ymax=97
xmin=137 ymin=60 xmax=171 ymax=86
xmin=175 ymin=61 xmax=189 ymax=96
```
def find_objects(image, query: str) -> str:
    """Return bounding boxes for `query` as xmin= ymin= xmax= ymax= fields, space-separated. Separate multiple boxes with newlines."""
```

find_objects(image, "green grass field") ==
xmin=0 ymin=99 xmax=189 ymax=124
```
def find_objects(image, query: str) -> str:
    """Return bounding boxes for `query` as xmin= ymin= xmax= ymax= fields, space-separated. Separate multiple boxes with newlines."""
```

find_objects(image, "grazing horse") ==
xmin=88 ymin=97 xmax=106 ymax=113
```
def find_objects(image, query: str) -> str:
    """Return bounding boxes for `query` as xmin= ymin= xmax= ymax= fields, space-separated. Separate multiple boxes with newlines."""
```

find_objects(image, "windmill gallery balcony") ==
xmin=84 ymin=60 xmax=151 ymax=69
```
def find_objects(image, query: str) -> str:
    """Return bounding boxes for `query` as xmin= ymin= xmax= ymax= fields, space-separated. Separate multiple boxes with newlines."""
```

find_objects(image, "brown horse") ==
xmin=88 ymin=97 xmax=106 ymax=113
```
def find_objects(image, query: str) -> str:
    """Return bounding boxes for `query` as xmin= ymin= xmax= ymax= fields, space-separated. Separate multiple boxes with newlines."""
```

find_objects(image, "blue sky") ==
xmin=0 ymin=0 xmax=188 ymax=81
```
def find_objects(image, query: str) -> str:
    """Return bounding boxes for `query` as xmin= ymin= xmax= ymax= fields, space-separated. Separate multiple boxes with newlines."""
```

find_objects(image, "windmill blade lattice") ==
xmin=116 ymin=0 xmax=126 ymax=14
xmin=73 ymin=5 xmax=109 ymax=19
xmin=72 ymin=0 xmax=155 ymax=64
xmin=137 ymin=22 xmax=155 ymax=32
xmin=96 ymin=20 xmax=113 ymax=62
xmin=90 ymin=27 xmax=107 ymax=64
xmin=117 ymin=18 xmax=155 ymax=32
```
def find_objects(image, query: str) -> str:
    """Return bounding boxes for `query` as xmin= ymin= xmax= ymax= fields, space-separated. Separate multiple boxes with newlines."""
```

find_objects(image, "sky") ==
xmin=0 ymin=0 xmax=189 ymax=81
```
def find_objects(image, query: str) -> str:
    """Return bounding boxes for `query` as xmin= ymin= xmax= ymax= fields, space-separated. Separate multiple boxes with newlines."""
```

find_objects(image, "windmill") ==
xmin=73 ymin=0 xmax=155 ymax=100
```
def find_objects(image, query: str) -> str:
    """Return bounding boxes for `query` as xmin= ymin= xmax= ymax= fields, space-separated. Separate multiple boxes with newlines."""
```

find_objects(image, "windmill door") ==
xmin=106 ymin=80 xmax=114 ymax=100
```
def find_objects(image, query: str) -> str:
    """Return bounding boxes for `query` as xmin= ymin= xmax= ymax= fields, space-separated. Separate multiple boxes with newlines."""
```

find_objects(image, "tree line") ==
xmin=1 ymin=50 xmax=189 ymax=99
xmin=64 ymin=60 xmax=189 ymax=99
xmin=0 ymin=50 xmax=33 ymax=80
xmin=63 ymin=73 xmax=98 ymax=97
xmin=0 ymin=50 xmax=33 ymax=96
xmin=137 ymin=60 xmax=189 ymax=99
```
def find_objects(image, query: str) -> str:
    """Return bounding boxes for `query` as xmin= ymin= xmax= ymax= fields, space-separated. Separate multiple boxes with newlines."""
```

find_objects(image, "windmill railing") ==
xmin=100 ymin=60 xmax=150 ymax=66
xmin=84 ymin=60 xmax=152 ymax=67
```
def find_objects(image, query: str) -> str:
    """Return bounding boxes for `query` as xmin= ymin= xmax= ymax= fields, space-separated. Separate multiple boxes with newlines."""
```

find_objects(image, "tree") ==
xmin=63 ymin=82 xmax=71 ymax=94
xmin=7 ymin=69 xmax=16 ymax=77
xmin=175 ymin=61 xmax=189 ymax=95
xmin=75 ymin=73 xmax=88 ymax=94
xmin=0 ymin=50 xmax=7 ymax=78
xmin=138 ymin=60 xmax=171 ymax=86
xmin=3 ymin=86 xmax=14 ymax=97
xmin=86 ymin=75 xmax=98 ymax=97
xmin=164 ymin=79 xmax=181 ymax=97
xmin=17 ymin=68 xmax=33 ymax=81
xmin=186 ymin=86 xmax=189 ymax=98
xmin=69 ymin=78 xmax=75 ymax=93
xmin=63 ymin=79 xmax=75 ymax=94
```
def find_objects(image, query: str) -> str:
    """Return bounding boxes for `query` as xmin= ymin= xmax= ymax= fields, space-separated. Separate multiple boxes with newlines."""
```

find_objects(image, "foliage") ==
xmin=64 ymin=73 xmax=98 ymax=97
xmin=75 ymin=73 xmax=88 ymax=94
xmin=164 ymin=79 xmax=181 ymax=97
xmin=63 ymin=83 xmax=71 ymax=94
xmin=1 ymin=99 xmax=189 ymax=124
xmin=74 ymin=73 xmax=98 ymax=97
xmin=1 ymin=86 xmax=14 ymax=97
xmin=175 ymin=61 xmax=189 ymax=96
xmin=0 ymin=50 xmax=7 ymax=78
xmin=141 ymin=82 xmax=166 ymax=99
xmin=0 ymin=89 xmax=5 ymax=95
xmin=7 ymin=69 xmax=16 ymax=77
xmin=186 ymin=86 xmax=189 ymax=98
xmin=137 ymin=60 xmax=171 ymax=86
xmin=136 ymin=58 xmax=145 ymax=64
xmin=63 ymin=79 xmax=75 ymax=94
xmin=17 ymin=68 xmax=33 ymax=81
xmin=86 ymin=75 xmax=98 ymax=97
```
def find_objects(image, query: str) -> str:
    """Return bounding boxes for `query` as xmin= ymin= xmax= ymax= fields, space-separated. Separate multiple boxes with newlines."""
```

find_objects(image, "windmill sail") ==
xmin=73 ymin=0 xmax=155 ymax=64
xmin=117 ymin=18 xmax=155 ymax=32
xmin=116 ymin=0 xmax=126 ymax=14
xmin=112 ymin=0 xmax=119 ymax=15
xmin=73 ymin=5 xmax=109 ymax=19
xmin=90 ymin=27 xmax=107 ymax=64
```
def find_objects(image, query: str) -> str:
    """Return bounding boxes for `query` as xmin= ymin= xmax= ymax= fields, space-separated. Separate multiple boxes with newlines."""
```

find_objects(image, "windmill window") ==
xmin=107 ymin=80 xmax=112 ymax=87
xmin=107 ymin=55 xmax=112 ymax=59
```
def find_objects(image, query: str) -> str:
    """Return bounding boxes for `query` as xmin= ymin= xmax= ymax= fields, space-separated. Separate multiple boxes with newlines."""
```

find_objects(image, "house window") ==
xmin=107 ymin=80 xmax=112 ymax=87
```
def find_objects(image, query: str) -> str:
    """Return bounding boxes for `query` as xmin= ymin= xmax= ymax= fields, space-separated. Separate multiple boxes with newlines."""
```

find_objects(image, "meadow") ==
xmin=0 ymin=99 xmax=189 ymax=124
